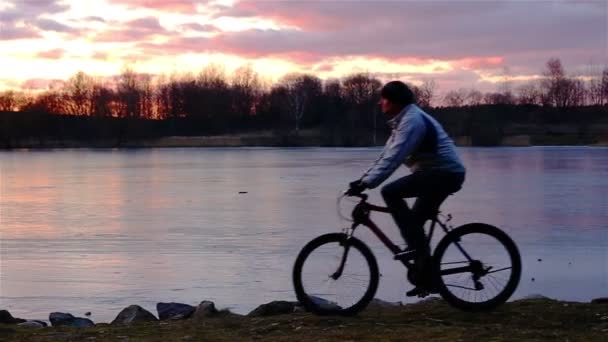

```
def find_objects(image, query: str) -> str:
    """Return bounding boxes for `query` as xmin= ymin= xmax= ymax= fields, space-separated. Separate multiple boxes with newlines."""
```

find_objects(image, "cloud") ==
xmin=127 ymin=17 xmax=164 ymax=31
xmin=107 ymin=0 xmax=209 ymax=13
xmin=0 ymin=26 xmax=41 ymax=40
xmin=209 ymin=1 xmax=605 ymax=65
xmin=180 ymin=23 xmax=218 ymax=33
xmin=36 ymin=48 xmax=66 ymax=59
xmin=93 ymin=16 xmax=168 ymax=43
xmin=20 ymin=78 xmax=65 ymax=90
xmin=1 ymin=0 xmax=70 ymax=20
xmin=34 ymin=18 xmax=78 ymax=33
xmin=83 ymin=16 xmax=106 ymax=23
xmin=0 ymin=0 xmax=71 ymax=40
xmin=90 ymin=51 xmax=109 ymax=60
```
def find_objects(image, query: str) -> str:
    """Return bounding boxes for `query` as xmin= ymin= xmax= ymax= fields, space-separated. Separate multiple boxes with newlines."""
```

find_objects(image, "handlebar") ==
xmin=342 ymin=191 xmax=368 ymax=201
xmin=337 ymin=191 xmax=369 ymax=222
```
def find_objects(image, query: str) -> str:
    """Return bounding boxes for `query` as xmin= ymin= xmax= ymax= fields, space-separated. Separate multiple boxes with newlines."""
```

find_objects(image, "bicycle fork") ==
xmin=331 ymin=222 xmax=358 ymax=280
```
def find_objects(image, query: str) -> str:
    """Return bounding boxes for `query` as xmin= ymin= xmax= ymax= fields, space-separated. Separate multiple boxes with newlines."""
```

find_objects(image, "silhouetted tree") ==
xmin=279 ymin=73 xmax=323 ymax=133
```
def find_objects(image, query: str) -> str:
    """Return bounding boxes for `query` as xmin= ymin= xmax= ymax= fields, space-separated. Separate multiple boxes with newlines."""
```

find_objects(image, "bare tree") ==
xmin=602 ymin=67 xmax=608 ymax=105
xmin=0 ymin=91 xmax=19 ymax=111
xmin=342 ymin=73 xmax=382 ymax=106
xmin=412 ymin=79 xmax=436 ymax=108
xmin=483 ymin=91 xmax=514 ymax=105
xmin=466 ymin=89 xmax=484 ymax=106
xmin=90 ymin=79 xmax=114 ymax=117
xmin=516 ymin=82 xmax=541 ymax=105
xmin=231 ymin=64 xmax=262 ymax=117
xmin=540 ymin=58 xmax=581 ymax=108
xmin=280 ymin=73 xmax=323 ymax=133
xmin=64 ymin=71 xmax=94 ymax=115
xmin=117 ymin=67 xmax=142 ymax=118
xmin=444 ymin=88 xmax=468 ymax=107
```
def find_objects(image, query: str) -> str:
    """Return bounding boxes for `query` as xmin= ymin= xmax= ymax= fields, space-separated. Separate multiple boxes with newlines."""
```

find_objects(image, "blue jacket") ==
xmin=360 ymin=104 xmax=466 ymax=188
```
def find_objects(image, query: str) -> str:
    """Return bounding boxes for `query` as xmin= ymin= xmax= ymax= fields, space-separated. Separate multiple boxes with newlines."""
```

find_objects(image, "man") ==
xmin=347 ymin=81 xmax=466 ymax=296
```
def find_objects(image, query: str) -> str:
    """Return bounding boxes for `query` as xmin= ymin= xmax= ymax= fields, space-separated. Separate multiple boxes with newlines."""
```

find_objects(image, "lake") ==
xmin=1 ymin=147 xmax=606 ymax=323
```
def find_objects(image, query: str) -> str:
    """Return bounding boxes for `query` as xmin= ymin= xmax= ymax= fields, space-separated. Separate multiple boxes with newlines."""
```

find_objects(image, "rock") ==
xmin=248 ymin=301 xmax=298 ymax=316
xmin=193 ymin=301 xmax=218 ymax=320
xmin=111 ymin=305 xmax=158 ymax=325
xmin=368 ymin=298 xmax=402 ymax=309
xmin=591 ymin=297 xmax=608 ymax=304
xmin=156 ymin=303 xmax=196 ymax=321
xmin=309 ymin=296 xmax=343 ymax=311
xmin=17 ymin=320 xmax=47 ymax=328
xmin=217 ymin=308 xmax=244 ymax=318
xmin=522 ymin=294 xmax=550 ymax=300
xmin=411 ymin=297 xmax=443 ymax=306
xmin=0 ymin=310 xmax=26 ymax=324
xmin=49 ymin=312 xmax=94 ymax=327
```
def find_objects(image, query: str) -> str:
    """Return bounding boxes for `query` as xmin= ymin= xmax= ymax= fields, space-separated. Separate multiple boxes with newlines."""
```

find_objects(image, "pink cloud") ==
xmin=107 ymin=0 xmax=203 ymax=13
xmin=0 ymin=26 xmax=41 ymax=40
xmin=21 ymin=78 xmax=65 ymax=90
xmin=456 ymin=57 xmax=505 ymax=70
xmin=211 ymin=1 xmax=604 ymax=72
xmin=36 ymin=49 xmax=66 ymax=59
xmin=180 ymin=23 xmax=218 ymax=33
xmin=90 ymin=51 xmax=109 ymax=60
xmin=93 ymin=16 xmax=168 ymax=43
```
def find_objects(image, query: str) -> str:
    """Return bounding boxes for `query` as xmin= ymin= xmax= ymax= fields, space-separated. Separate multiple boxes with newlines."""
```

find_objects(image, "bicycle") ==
xmin=292 ymin=192 xmax=522 ymax=315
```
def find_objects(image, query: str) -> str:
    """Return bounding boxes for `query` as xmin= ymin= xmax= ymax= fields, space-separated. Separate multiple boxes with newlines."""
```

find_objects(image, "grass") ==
xmin=1 ymin=299 xmax=607 ymax=341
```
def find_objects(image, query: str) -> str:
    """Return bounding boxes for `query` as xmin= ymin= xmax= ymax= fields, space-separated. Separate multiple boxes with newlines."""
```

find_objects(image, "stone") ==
xmin=156 ymin=303 xmax=196 ymax=321
xmin=522 ymin=294 xmax=550 ymax=300
xmin=247 ymin=301 xmax=298 ymax=316
xmin=17 ymin=320 xmax=47 ymax=328
xmin=193 ymin=301 xmax=218 ymax=320
xmin=49 ymin=312 xmax=94 ymax=328
xmin=0 ymin=310 xmax=26 ymax=324
xmin=309 ymin=296 xmax=342 ymax=311
xmin=591 ymin=297 xmax=608 ymax=304
xmin=111 ymin=305 xmax=158 ymax=325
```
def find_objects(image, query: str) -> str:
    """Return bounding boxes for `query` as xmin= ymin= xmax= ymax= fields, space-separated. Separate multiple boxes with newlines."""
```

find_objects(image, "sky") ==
xmin=0 ymin=0 xmax=606 ymax=93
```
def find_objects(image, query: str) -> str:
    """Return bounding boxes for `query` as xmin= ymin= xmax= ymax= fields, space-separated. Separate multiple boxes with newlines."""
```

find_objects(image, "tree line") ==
xmin=0 ymin=58 xmax=606 ymax=147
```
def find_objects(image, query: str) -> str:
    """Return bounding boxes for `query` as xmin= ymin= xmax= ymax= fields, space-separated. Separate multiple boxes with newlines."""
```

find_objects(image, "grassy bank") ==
xmin=2 ymin=298 xmax=606 ymax=341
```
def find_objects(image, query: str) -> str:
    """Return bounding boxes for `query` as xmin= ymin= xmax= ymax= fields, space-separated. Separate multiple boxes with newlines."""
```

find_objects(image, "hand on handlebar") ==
xmin=345 ymin=179 xmax=367 ymax=196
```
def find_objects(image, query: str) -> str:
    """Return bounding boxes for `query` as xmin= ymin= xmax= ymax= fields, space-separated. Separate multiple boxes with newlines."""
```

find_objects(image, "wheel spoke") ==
xmin=486 ymin=266 xmax=512 ymax=274
xmin=446 ymin=283 xmax=479 ymax=291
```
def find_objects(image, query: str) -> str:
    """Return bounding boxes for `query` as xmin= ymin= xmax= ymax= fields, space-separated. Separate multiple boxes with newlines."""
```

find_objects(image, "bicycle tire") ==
xmin=432 ymin=223 xmax=522 ymax=312
xmin=293 ymin=233 xmax=379 ymax=316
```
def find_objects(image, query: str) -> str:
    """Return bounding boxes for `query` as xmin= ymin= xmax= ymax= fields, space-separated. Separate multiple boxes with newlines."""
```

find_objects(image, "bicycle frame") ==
xmin=344 ymin=193 xmax=473 ymax=272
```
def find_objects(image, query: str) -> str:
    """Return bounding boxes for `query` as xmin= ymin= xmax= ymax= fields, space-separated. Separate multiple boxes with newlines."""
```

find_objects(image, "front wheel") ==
xmin=293 ymin=233 xmax=379 ymax=315
xmin=433 ymin=223 xmax=522 ymax=312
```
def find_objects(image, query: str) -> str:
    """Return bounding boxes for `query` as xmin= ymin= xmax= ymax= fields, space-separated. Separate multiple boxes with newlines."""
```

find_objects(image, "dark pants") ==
xmin=381 ymin=171 xmax=465 ymax=255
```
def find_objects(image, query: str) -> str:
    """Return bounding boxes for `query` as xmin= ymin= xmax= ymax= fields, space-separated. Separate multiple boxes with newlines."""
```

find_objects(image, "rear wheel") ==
xmin=433 ymin=223 xmax=521 ymax=311
xmin=293 ymin=233 xmax=379 ymax=315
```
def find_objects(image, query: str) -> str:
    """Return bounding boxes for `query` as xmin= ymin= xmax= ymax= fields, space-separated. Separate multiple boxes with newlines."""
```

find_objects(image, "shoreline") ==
xmin=1 ymin=134 xmax=607 ymax=150
xmin=2 ymin=296 xmax=607 ymax=341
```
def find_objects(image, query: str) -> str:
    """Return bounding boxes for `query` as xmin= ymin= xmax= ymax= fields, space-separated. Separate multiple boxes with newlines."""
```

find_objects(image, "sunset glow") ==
xmin=1 ymin=0 xmax=606 ymax=93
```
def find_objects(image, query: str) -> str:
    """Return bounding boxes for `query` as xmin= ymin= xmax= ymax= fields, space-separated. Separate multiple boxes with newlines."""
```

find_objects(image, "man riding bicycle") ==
xmin=347 ymin=81 xmax=466 ymax=297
